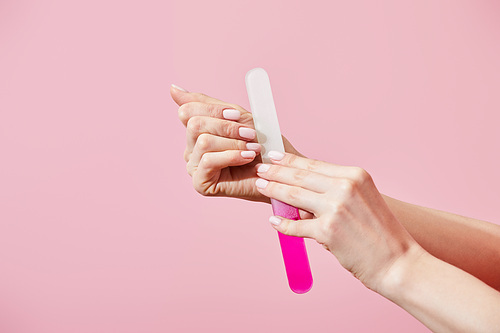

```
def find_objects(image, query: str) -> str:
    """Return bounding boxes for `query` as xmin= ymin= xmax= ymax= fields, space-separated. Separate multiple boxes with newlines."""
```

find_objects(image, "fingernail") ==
xmin=268 ymin=151 xmax=285 ymax=161
xmin=241 ymin=151 xmax=256 ymax=158
xmin=171 ymin=84 xmax=188 ymax=92
xmin=239 ymin=127 xmax=256 ymax=140
xmin=269 ymin=216 xmax=282 ymax=225
xmin=257 ymin=164 xmax=270 ymax=173
xmin=255 ymin=178 xmax=269 ymax=189
xmin=223 ymin=109 xmax=241 ymax=121
xmin=246 ymin=142 xmax=261 ymax=152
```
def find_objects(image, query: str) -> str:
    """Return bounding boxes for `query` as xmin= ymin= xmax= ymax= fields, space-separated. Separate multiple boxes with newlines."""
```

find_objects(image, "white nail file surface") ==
xmin=245 ymin=67 xmax=313 ymax=294
xmin=245 ymin=68 xmax=285 ymax=162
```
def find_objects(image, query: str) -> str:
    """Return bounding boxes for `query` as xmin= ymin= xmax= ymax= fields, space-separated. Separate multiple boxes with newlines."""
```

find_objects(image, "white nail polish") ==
xmin=269 ymin=216 xmax=282 ymax=225
xmin=223 ymin=109 xmax=241 ymax=121
xmin=257 ymin=164 xmax=270 ymax=173
xmin=241 ymin=151 xmax=256 ymax=158
xmin=246 ymin=143 xmax=261 ymax=152
xmin=171 ymin=84 xmax=188 ymax=92
xmin=255 ymin=178 xmax=269 ymax=189
xmin=268 ymin=151 xmax=285 ymax=160
xmin=239 ymin=127 xmax=256 ymax=140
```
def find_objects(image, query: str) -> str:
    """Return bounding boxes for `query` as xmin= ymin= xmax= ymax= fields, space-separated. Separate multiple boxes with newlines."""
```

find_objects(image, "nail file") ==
xmin=245 ymin=68 xmax=313 ymax=294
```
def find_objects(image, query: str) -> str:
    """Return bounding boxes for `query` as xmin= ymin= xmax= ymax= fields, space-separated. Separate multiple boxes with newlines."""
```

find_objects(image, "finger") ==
xmin=268 ymin=216 xmax=319 ymax=240
xmin=170 ymin=84 xmax=240 ymax=109
xmin=255 ymin=178 xmax=323 ymax=215
xmin=255 ymin=163 xmax=331 ymax=193
xmin=186 ymin=116 xmax=256 ymax=156
xmin=299 ymin=209 xmax=314 ymax=220
xmin=268 ymin=151 xmax=370 ymax=183
xmin=192 ymin=150 xmax=256 ymax=195
xmin=178 ymin=102 xmax=242 ymax=126
xmin=189 ymin=134 xmax=261 ymax=165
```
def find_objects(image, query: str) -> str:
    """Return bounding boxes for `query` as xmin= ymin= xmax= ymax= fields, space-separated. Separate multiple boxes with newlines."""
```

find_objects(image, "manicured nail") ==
xmin=171 ymin=84 xmax=188 ymax=92
xmin=268 ymin=151 xmax=285 ymax=160
xmin=241 ymin=151 xmax=256 ymax=158
xmin=223 ymin=109 xmax=241 ymax=121
xmin=255 ymin=178 xmax=269 ymax=189
xmin=239 ymin=127 xmax=256 ymax=140
xmin=246 ymin=142 xmax=261 ymax=152
xmin=269 ymin=216 xmax=282 ymax=225
xmin=257 ymin=164 xmax=270 ymax=173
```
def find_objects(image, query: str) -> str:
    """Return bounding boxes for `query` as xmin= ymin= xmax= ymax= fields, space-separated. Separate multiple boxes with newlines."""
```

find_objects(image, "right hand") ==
xmin=171 ymin=84 xmax=304 ymax=203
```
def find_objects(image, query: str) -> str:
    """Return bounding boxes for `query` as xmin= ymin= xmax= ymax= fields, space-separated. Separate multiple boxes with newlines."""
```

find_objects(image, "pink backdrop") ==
xmin=1 ymin=0 xmax=499 ymax=332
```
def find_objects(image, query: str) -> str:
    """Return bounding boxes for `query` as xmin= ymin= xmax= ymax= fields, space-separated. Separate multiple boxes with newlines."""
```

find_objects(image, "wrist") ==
xmin=377 ymin=243 xmax=430 ymax=301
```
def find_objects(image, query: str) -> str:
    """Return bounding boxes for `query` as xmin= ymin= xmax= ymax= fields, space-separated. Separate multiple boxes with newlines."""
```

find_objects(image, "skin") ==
xmin=256 ymin=153 xmax=500 ymax=332
xmin=171 ymin=85 xmax=500 ymax=332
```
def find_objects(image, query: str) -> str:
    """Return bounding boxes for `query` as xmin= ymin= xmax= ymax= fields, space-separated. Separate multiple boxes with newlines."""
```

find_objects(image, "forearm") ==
xmin=381 ymin=247 xmax=500 ymax=333
xmin=382 ymin=195 xmax=500 ymax=291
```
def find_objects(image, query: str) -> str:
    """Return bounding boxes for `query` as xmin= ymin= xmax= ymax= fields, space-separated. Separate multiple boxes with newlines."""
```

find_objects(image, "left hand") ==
xmin=171 ymin=85 xmax=304 ymax=203
xmin=254 ymin=152 xmax=423 ymax=292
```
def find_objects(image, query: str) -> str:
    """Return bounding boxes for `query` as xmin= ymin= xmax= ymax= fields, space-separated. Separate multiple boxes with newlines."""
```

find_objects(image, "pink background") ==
xmin=1 ymin=0 xmax=499 ymax=332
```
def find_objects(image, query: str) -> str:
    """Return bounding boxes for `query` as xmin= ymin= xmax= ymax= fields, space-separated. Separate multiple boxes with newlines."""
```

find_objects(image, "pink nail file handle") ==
xmin=245 ymin=68 xmax=313 ymax=294
xmin=271 ymin=199 xmax=313 ymax=294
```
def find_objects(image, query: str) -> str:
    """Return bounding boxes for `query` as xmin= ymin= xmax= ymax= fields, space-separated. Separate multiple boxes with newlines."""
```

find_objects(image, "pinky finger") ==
xmin=269 ymin=216 xmax=318 ymax=240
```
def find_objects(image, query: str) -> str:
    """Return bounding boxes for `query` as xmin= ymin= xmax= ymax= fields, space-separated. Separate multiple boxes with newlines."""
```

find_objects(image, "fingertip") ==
xmin=245 ymin=142 xmax=261 ymax=153
xmin=268 ymin=150 xmax=285 ymax=162
xmin=170 ymin=84 xmax=191 ymax=106
xmin=171 ymin=84 xmax=189 ymax=93
xmin=222 ymin=108 xmax=241 ymax=121
xmin=256 ymin=163 xmax=271 ymax=173
xmin=269 ymin=216 xmax=282 ymax=226
xmin=255 ymin=178 xmax=269 ymax=189
xmin=241 ymin=150 xmax=256 ymax=159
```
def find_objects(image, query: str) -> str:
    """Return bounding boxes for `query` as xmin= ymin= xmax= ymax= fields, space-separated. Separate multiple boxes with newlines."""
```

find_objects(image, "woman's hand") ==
xmin=171 ymin=84 xmax=303 ymax=203
xmin=254 ymin=151 xmax=424 ymax=292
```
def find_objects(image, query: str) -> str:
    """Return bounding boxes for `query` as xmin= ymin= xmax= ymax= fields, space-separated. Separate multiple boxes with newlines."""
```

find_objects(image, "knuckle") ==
xmin=280 ymin=221 xmax=290 ymax=234
xmin=264 ymin=165 xmax=278 ymax=179
xmin=330 ymin=201 xmax=347 ymax=217
xmin=287 ymin=186 xmax=300 ymax=201
xmin=186 ymin=161 xmax=194 ymax=176
xmin=352 ymin=167 xmax=371 ymax=184
xmin=183 ymin=149 xmax=190 ymax=162
xmin=320 ymin=218 xmax=337 ymax=240
xmin=293 ymin=169 xmax=308 ymax=182
xmin=286 ymin=153 xmax=298 ymax=165
xmin=186 ymin=116 xmax=202 ymax=134
xmin=192 ymin=178 xmax=206 ymax=196
xmin=306 ymin=159 xmax=320 ymax=171
xmin=280 ymin=220 xmax=295 ymax=236
xmin=206 ymin=103 xmax=218 ymax=117
xmin=199 ymin=154 xmax=212 ymax=168
xmin=177 ymin=105 xmax=187 ymax=122
xmin=223 ymin=123 xmax=238 ymax=138
xmin=339 ymin=178 xmax=355 ymax=197
xmin=178 ymin=102 xmax=195 ymax=121
xmin=237 ymin=139 xmax=247 ymax=150
xmin=240 ymin=112 xmax=254 ymax=125
xmin=196 ymin=133 xmax=212 ymax=151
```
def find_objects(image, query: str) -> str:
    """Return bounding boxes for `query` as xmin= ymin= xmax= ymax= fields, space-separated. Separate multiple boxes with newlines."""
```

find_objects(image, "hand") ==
xmin=171 ymin=84 xmax=303 ymax=203
xmin=254 ymin=152 xmax=423 ymax=292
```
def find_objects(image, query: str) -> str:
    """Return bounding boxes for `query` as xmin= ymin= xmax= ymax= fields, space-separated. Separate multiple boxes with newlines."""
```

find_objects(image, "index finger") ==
xmin=270 ymin=152 xmax=370 ymax=182
xmin=170 ymin=85 xmax=240 ymax=109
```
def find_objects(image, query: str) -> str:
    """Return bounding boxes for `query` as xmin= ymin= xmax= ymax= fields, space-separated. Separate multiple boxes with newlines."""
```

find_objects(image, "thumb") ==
xmin=269 ymin=216 xmax=317 ymax=239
